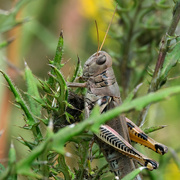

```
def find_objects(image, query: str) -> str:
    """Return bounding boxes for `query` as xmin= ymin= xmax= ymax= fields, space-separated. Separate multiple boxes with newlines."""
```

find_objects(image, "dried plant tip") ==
xmin=60 ymin=29 xmax=63 ymax=38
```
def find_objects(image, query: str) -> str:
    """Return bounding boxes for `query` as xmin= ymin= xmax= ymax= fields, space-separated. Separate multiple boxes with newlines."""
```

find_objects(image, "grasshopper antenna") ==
xmin=95 ymin=20 xmax=100 ymax=56
xmin=99 ymin=4 xmax=118 ymax=52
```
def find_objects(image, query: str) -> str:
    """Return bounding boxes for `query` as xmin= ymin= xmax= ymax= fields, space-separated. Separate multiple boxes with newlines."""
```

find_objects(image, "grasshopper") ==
xmin=68 ymin=5 xmax=168 ymax=179
xmin=81 ymin=51 xmax=168 ymax=178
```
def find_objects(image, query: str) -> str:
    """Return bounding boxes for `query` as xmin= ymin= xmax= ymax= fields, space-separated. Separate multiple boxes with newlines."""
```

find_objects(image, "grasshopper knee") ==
xmin=145 ymin=159 xmax=159 ymax=170
xmin=155 ymin=144 xmax=168 ymax=155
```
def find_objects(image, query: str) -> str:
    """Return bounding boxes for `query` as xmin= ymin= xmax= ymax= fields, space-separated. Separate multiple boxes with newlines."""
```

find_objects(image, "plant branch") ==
xmin=1 ymin=85 xmax=180 ymax=178
xmin=137 ymin=1 xmax=180 ymax=126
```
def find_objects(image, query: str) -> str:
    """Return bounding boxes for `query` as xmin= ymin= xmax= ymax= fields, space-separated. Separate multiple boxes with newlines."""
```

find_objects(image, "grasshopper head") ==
xmin=83 ymin=51 xmax=112 ymax=80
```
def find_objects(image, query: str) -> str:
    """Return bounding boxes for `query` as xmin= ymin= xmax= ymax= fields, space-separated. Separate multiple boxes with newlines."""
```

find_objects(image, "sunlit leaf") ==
xmin=122 ymin=167 xmax=146 ymax=180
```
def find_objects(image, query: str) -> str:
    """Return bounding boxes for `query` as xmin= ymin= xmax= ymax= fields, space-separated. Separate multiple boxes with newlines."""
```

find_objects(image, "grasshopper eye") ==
xmin=96 ymin=55 xmax=106 ymax=65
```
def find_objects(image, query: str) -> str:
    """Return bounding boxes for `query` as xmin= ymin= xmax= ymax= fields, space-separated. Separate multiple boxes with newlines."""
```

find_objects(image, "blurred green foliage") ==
xmin=0 ymin=0 xmax=180 ymax=179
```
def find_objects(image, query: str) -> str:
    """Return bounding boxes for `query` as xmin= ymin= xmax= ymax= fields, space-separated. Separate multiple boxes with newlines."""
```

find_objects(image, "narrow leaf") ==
xmin=8 ymin=143 xmax=16 ymax=166
xmin=24 ymin=63 xmax=41 ymax=117
xmin=0 ymin=0 xmax=30 ymax=33
xmin=48 ymin=30 xmax=64 ymax=90
xmin=160 ymin=38 xmax=180 ymax=84
xmin=1 ymin=85 xmax=180 ymax=178
xmin=0 ymin=70 xmax=42 ymax=138
xmin=70 ymin=56 xmax=81 ymax=82
xmin=144 ymin=125 xmax=167 ymax=134
xmin=122 ymin=167 xmax=146 ymax=180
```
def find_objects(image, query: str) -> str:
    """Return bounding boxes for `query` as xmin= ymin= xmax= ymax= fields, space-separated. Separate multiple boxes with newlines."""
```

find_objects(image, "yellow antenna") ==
xmin=95 ymin=20 xmax=100 ymax=56
xmin=99 ymin=4 xmax=118 ymax=52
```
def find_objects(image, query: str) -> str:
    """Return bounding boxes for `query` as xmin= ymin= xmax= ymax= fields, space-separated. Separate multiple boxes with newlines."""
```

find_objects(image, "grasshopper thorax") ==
xmin=83 ymin=51 xmax=112 ymax=80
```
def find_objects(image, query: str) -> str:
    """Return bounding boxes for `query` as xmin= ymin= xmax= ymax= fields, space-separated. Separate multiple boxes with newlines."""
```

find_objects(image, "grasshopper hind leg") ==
xmin=126 ymin=117 xmax=168 ymax=155
xmin=96 ymin=125 xmax=159 ymax=171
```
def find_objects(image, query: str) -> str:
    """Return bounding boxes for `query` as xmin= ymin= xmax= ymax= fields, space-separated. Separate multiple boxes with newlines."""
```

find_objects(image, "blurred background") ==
xmin=0 ymin=0 xmax=180 ymax=179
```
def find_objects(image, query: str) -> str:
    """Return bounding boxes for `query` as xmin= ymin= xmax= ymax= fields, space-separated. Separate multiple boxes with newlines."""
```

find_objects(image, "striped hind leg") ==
xmin=96 ymin=125 xmax=159 ymax=170
xmin=125 ymin=117 xmax=168 ymax=155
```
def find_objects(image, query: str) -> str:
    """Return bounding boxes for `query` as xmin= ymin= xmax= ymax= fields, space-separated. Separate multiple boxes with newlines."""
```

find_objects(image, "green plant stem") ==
xmin=153 ymin=0 xmax=180 ymax=77
xmin=79 ymin=142 xmax=89 ymax=180
xmin=1 ymin=85 xmax=180 ymax=178
xmin=137 ymin=1 xmax=180 ymax=126
xmin=0 ymin=70 xmax=42 ymax=139
xmin=94 ymin=164 xmax=108 ymax=180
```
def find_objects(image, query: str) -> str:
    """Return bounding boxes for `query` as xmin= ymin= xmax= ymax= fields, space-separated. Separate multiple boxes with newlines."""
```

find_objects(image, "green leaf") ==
xmin=52 ymin=66 xmax=68 ymax=102
xmin=0 ymin=163 xmax=5 ymax=174
xmin=143 ymin=125 xmax=167 ymax=134
xmin=38 ymin=78 xmax=52 ymax=93
xmin=24 ymin=63 xmax=41 ymax=117
xmin=122 ymin=167 xmax=146 ymax=180
xmin=0 ymin=143 xmax=18 ymax=180
xmin=53 ymin=30 xmax=64 ymax=69
xmin=0 ymin=70 xmax=35 ymax=125
xmin=160 ymin=38 xmax=180 ymax=84
xmin=48 ymin=30 xmax=64 ymax=90
xmin=1 ymin=85 xmax=180 ymax=178
xmin=8 ymin=143 xmax=16 ymax=166
xmin=17 ymin=136 xmax=36 ymax=150
xmin=49 ymin=65 xmax=68 ymax=117
xmin=89 ymin=105 xmax=101 ymax=133
xmin=70 ymin=56 xmax=81 ymax=82
xmin=0 ymin=38 xmax=14 ymax=49
xmin=90 ymin=85 xmax=180 ymax=130
xmin=0 ymin=70 xmax=42 ymax=139
xmin=16 ymin=138 xmax=52 ymax=177
xmin=56 ymin=155 xmax=73 ymax=180
xmin=0 ymin=0 xmax=31 ymax=33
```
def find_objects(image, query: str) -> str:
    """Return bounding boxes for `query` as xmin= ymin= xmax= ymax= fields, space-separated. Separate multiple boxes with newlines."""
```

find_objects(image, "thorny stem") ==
xmin=94 ymin=164 xmax=109 ymax=180
xmin=79 ymin=142 xmax=89 ymax=180
xmin=137 ymin=1 xmax=180 ymax=127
